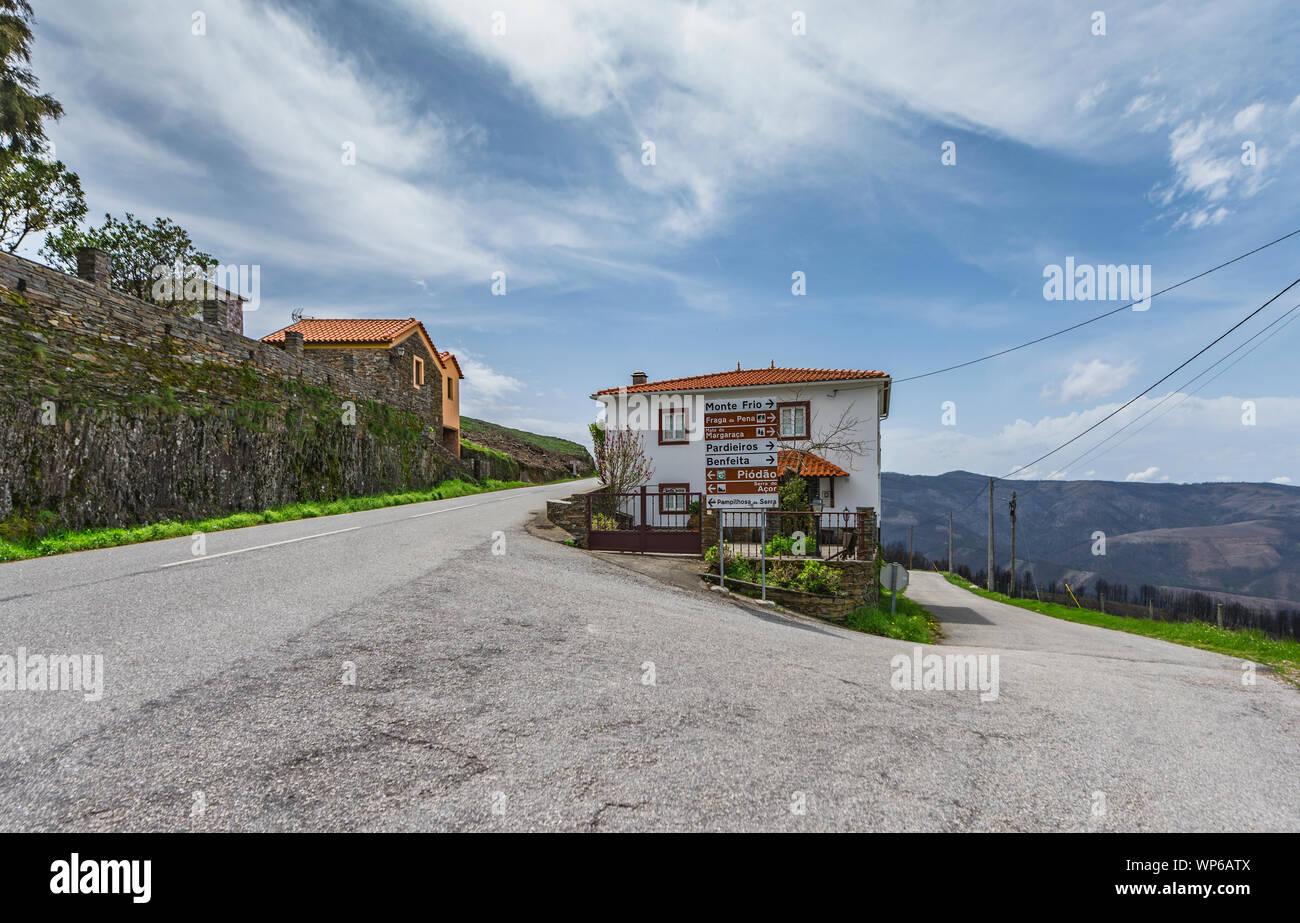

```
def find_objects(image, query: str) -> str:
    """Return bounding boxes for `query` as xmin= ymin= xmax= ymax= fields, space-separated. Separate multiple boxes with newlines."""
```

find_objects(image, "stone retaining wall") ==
xmin=0 ymin=250 xmax=457 ymax=535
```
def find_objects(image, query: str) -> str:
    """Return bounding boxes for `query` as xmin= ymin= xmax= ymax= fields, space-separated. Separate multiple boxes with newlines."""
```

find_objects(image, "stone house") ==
xmin=260 ymin=319 xmax=464 ymax=455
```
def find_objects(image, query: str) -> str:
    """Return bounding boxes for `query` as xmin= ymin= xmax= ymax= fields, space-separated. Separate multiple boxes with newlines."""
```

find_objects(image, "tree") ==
xmin=593 ymin=427 xmax=653 ymax=497
xmin=0 ymin=149 xmax=83 ymax=251
xmin=0 ymin=1 xmax=62 ymax=153
xmin=776 ymin=389 xmax=871 ymax=481
xmin=41 ymin=212 xmax=217 ymax=303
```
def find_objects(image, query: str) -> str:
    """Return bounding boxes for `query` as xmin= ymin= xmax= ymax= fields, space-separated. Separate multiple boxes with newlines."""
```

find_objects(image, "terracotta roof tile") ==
xmin=594 ymin=366 xmax=887 ymax=395
xmin=260 ymin=318 xmax=421 ymax=344
xmin=777 ymin=450 xmax=849 ymax=478
xmin=438 ymin=351 xmax=464 ymax=378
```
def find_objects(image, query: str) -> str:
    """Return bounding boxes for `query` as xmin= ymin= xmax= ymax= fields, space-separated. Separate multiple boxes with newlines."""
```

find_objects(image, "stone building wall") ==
xmin=0 ymin=249 xmax=457 ymax=535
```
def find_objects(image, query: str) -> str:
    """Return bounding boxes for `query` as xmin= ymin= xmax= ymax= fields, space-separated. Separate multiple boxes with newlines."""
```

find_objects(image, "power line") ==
xmin=1001 ymin=277 xmax=1300 ymax=479
xmin=893 ymin=227 xmax=1300 ymax=384
xmin=904 ymin=277 xmax=1300 ymax=535
xmin=1042 ymin=302 xmax=1300 ymax=480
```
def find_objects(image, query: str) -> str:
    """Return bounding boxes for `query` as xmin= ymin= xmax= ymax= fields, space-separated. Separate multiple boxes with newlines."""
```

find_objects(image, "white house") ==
xmin=591 ymin=365 xmax=890 ymax=517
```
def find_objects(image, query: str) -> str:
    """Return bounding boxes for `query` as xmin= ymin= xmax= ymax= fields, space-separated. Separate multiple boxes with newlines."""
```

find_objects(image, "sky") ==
xmin=24 ymin=0 xmax=1300 ymax=484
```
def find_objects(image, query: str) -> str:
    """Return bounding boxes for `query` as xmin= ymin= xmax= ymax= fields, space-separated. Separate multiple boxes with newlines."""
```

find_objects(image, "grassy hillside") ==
xmin=461 ymin=417 xmax=589 ymax=457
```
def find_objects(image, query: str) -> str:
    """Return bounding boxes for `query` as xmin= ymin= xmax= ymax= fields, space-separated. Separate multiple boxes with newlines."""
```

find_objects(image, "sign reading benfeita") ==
xmin=703 ymin=397 xmax=781 ymax=508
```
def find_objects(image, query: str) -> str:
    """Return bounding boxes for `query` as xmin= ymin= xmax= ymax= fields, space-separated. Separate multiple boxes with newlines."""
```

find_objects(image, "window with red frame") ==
xmin=659 ymin=483 xmax=689 ymax=514
xmin=658 ymin=407 xmax=689 ymax=444
xmin=777 ymin=401 xmax=810 ymax=440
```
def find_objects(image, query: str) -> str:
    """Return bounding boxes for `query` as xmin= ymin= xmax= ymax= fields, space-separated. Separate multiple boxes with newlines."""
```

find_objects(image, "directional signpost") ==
xmin=703 ymin=397 xmax=781 ymax=509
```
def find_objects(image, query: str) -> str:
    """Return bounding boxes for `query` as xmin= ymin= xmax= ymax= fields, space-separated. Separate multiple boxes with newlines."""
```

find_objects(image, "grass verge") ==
xmin=940 ymin=571 xmax=1300 ymax=686
xmin=0 ymin=478 xmax=533 ymax=562
xmin=844 ymin=589 xmax=942 ymax=643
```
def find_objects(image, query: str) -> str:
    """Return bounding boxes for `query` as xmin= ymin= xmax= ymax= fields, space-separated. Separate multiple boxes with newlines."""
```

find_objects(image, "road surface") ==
xmin=1 ymin=485 xmax=1296 ymax=831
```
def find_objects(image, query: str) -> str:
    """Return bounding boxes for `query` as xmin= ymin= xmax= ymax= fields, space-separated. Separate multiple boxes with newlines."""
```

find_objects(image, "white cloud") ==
xmin=1270 ymin=476 xmax=1293 ymax=485
xmin=885 ymin=394 xmax=1300 ymax=484
xmin=1125 ymin=466 xmax=1161 ymax=482
xmin=442 ymin=346 xmax=525 ymax=419
xmin=1042 ymin=358 xmax=1138 ymax=404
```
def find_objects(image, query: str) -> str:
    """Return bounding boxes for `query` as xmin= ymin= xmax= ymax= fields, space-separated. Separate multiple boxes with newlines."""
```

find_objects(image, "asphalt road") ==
xmin=1 ymin=484 xmax=1297 ymax=831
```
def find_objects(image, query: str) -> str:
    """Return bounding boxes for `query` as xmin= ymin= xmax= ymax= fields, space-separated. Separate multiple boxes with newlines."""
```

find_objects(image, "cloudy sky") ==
xmin=26 ymin=0 xmax=1300 ymax=484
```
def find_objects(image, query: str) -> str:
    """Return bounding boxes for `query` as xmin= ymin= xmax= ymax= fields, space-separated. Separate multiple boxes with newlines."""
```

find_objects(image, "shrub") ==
xmin=794 ymin=561 xmax=841 ymax=594
xmin=769 ymin=560 xmax=801 ymax=587
xmin=591 ymin=512 xmax=620 ymax=531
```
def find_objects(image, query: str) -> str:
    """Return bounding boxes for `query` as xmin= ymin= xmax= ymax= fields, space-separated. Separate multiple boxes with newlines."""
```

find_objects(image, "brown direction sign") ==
xmin=703 ymin=410 xmax=777 ymax=427
xmin=703 ymin=423 xmax=779 ymax=440
xmin=704 ymin=481 xmax=778 ymax=495
xmin=704 ymin=398 xmax=781 ymax=508
xmin=705 ymin=466 xmax=780 ymax=482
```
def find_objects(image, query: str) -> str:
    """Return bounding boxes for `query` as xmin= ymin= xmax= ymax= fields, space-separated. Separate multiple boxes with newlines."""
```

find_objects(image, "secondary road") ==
xmin=0 ymin=484 xmax=1297 ymax=831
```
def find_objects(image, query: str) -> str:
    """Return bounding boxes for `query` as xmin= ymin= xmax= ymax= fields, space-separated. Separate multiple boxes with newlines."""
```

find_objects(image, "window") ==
xmin=659 ymin=483 xmax=689 ymax=514
xmin=778 ymin=401 xmax=809 ymax=440
xmin=658 ymin=407 xmax=689 ymax=445
xmin=412 ymin=355 xmax=425 ymax=388
xmin=447 ymin=376 xmax=454 ymax=400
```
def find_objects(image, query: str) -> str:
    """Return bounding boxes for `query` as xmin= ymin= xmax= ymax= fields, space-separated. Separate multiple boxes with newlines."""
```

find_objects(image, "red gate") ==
xmin=586 ymin=487 xmax=702 ymax=554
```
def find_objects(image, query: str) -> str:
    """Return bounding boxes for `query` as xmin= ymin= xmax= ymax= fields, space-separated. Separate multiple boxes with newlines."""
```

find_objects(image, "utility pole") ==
xmin=987 ymin=477 xmax=994 ymax=592
xmin=1008 ymin=490 xmax=1017 ymax=598
xmin=948 ymin=512 xmax=953 ymax=574
xmin=908 ymin=525 xmax=914 ymax=570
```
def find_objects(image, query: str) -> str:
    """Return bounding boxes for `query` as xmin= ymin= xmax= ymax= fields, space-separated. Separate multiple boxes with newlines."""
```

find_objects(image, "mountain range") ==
xmin=881 ymin=471 xmax=1300 ymax=610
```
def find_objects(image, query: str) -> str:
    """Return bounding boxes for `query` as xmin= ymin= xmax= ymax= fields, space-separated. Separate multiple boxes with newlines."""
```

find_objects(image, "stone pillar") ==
xmin=700 ymin=508 xmax=718 ymax=556
xmin=283 ymin=329 xmax=304 ymax=358
xmin=855 ymin=506 xmax=878 ymax=561
xmin=76 ymin=247 xmax=111 ymax=288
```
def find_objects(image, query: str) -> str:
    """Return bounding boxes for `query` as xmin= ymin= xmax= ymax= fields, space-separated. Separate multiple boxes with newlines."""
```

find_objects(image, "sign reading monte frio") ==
xmin=703 ymin=397 xmax=781 ymax=508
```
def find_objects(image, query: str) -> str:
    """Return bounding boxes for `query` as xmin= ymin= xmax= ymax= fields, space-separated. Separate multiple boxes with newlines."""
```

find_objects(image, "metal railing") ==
xmin=717 ymin=509 xmax=865 ymax=561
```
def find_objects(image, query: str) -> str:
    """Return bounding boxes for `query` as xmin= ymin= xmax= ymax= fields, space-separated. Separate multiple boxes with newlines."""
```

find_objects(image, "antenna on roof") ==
xmin=290 ymin=306 xmax=304 ymax=323
xmin=737 ymin=361 xmax=741 ymax=371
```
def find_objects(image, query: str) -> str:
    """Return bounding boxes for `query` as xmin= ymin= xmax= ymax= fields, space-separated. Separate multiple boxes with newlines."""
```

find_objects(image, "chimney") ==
xmin=76 ymin=247 xmax=111 ymax=288
xmin=283 ymin=329 xmax=304 ymax=358
xmin=631 ymin=370 xmax=647 ymax=386
xmin=201 ymin=300 xmax=224 ymax=327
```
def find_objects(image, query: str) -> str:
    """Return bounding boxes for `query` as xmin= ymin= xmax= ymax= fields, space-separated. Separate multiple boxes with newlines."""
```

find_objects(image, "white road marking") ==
xmin=155 ymin=481 xmax=581 ymax=568
xmin=409 ymin=504 xmax=474 ymax=518
xmin=159 ymin=527 xmax=362 ymax=568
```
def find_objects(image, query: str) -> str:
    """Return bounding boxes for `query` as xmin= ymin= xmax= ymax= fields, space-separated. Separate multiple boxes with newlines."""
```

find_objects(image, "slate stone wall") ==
xmin=0 ymin=250 xmax=456 ymax=536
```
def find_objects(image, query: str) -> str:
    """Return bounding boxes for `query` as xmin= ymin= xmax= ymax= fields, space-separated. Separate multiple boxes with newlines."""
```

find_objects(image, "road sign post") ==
xmin=880 ymin=562 xmax=909 ymax=615
xmin=703 ymin=399 xmax=782 ymax=510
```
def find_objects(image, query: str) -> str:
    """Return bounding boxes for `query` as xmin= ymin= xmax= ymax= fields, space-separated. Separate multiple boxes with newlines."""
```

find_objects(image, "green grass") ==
xmin=460 ymin=438 xmax=515 ymax=464
xmin=460 ymin=416 xmax=588 ymax=457
xmin=844 ymin=589 xmax=942 ymax=643
xmin=940 ymin=572 xmax=1300 ymax=686
xmin=0 ymin=478 xmax=532 ymax=562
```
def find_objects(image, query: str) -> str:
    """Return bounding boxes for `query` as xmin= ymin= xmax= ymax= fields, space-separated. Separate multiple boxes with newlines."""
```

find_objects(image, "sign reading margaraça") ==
xmin=704 ymin=398 xmax=780 ymax=508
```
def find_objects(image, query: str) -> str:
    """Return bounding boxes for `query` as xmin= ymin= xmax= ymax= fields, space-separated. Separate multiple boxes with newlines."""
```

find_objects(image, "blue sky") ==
xmin=26 ymin=0 xmax=1300 ymax=483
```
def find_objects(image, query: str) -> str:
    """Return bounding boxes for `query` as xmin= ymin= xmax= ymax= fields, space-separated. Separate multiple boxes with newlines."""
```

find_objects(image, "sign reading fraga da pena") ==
xmin=704 ymin=399 xmax=780 ymax=508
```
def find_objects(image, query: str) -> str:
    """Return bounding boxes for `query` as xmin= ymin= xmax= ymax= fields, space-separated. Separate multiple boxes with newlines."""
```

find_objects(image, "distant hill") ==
xmin=882 ymin=471 xmax=1300 ymax=609
xmin=461 ymin=417 xmax=593 ymax=481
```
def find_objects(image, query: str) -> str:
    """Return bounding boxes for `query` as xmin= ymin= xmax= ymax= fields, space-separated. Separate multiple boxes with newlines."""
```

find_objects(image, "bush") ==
xmin=765 ymin=533 xmax=795 ymax=557
xmin=591 ymin=512 xmax=620 ymax=531
xmin=769 ymin=560 xmax=801 ymax=587
xmin=794 ymin=560 xmax=841 ymax=594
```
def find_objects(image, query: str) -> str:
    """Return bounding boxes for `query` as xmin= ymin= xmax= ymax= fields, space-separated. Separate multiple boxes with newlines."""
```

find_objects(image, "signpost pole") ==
xmin=760 ymin=519 xmax=767 ymax=601
xmin=719 ymin=512 xmax=725 ymax=588
xmin=890 ymin=568 xmax=898 ymax=615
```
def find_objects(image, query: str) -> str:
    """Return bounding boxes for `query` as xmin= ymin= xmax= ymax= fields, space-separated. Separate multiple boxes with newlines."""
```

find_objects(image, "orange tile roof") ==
xmin=438 ymin=351 xmax=464 ymax=378
xmin=778 ymin=450 xmax=849 ymax=478
xmin=594 ymin=366 xmax=887 ymax=395
xmin=260 ymin=318 xmax=422 ymax=344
